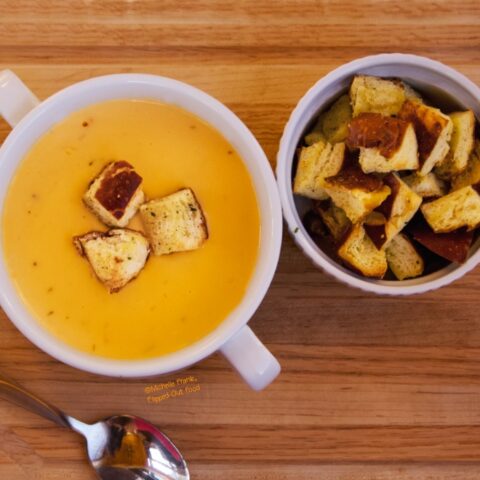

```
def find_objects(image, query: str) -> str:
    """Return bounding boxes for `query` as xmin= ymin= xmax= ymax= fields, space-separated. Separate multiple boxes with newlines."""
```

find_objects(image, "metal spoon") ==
xmin=0 ymin=372 xmax=189 ymax=480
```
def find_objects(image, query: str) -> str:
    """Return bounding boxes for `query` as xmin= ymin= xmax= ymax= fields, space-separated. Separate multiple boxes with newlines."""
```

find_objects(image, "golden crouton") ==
xmin=320 ymin=94 xmax=352 ymax=143
xmin=323 ymin=152 xmax=391 ymax=223
xmin=140 ymin=188 xmax=208 ymax=255
xmin=83 ymin=161 xmax=145 ymax=228
xmin=359 ymin=124 xmax=419 ymax=174
xmin=451 ymin=140 xmax=480 ymax=191
xmin=314 ymin=201 xmax=351 ymax=242
xmin=304 ymin=131 xmax=325 ymax=146
xmin=403 ymin=84 xmax=423 ymax=103
xmin=398 ymin=100 xmax=453 ymax=176
xmin=350 ymin=75 xmax=406 ymax=117
xmin=346 ymin=113 xmax=419 ymax=173
xmin=364 ymin=173 xmax=422 ymax=249
xmin=385 ymin=233 xmax=424 ymax=280
xmin=402 ymin=172 xmax=447 ymax=198
xmin=421 ymin=185 xmax=480 ymax=233
xmin=408 ymin=214 xmax=473 ymax=263
xmin=293 ymin=140 xmax=345 ymax=200
xmin=337 ymin=224 xmax=388 ymax=278
xmin=308 ymin=94 xmax=353 ymax=145
xmin=73 ymin=229 xmax=150 ymax=293
xmin=436 ymin=110 xmax=475 ymax=178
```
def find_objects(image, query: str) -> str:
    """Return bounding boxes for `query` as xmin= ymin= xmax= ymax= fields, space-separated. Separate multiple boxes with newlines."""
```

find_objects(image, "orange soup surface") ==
xmin=2 ymin=99 xmax=260 ymax=359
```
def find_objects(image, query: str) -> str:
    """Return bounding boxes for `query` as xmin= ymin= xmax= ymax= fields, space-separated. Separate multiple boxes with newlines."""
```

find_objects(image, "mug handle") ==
xmin=0 ymin=70 xmax=40 ymax=127
xmin=220 ymin=325 xmax=280 ymax=391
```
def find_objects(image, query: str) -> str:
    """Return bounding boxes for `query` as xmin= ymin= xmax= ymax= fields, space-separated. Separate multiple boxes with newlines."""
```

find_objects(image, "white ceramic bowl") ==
xmin=277 ymin=53 xmax=480 ymax=295
xmin=0 ymin=71 xmax=283 ymax=390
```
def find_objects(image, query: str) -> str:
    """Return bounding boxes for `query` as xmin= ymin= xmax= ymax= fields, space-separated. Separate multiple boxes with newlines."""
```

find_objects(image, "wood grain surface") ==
xmin=1 ymin=1 xmax=480 ymax=478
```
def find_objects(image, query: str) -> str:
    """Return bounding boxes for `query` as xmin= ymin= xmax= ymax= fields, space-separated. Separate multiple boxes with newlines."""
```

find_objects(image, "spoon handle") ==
xmin=0 ymin=372 xmax=72 ymax=428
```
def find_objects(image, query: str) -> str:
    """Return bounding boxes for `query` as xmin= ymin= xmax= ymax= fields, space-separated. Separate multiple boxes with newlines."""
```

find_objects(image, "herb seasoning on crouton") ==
xmin=140 ymin=188 xmax=208 ymax=256
xmin=74 ymin=229 xmax=150 ymax=293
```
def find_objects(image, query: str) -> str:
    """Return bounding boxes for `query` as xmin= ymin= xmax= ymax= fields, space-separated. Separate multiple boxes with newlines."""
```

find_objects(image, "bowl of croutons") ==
xmin=277 ymin=53 xmax=480 ymax=295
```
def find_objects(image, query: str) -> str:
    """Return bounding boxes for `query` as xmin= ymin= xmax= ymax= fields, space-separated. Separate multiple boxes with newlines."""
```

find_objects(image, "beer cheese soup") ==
xmin=2 ymin=99 xmax=260 ymax=359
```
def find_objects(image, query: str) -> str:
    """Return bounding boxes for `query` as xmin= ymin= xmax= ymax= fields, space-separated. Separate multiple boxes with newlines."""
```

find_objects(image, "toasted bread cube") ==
xmin=407 ymin=214 xmax=473 ymax=263
xmin=322 ymin=181 xmax=391 ymax=224
xmin=402 ymin=172 xmax=446 ymax=198
xmin=350 ymin=75 xmax=406 ymax=117
xmin=320 ymin=94 xmax=352 ymax=143
xmin=452 ymin=140 xmax=480 ymax=191
xmin=305 ymin=95 xmax=352 ymax=146
xmin=364 ymin=173 xmax=422 ymax=249
xmin=314 ymin=201 xmax=351 ymax=242
xmin=315 ymin=94 xmax=353 ymax=144
xmin=386 ymin=233 xmax=424 ymax=280
xmin=364 ymin=211 xmax=387 ymax=226
xmin=302 ymin=210 xmax=342 ymax=262
xmin=403 ymin=83 xmax=423 ymax=103
xmin=140 ymin=188 xmax=208 ymax=255
xmin=304 ymin=131 xmax=325 ymax=146
xmin=338 ymin=224 xmax=387 ymax=278
xmin=293 ymin=140 xmax=345 ymax=200
xmin=83 ymin=161 xmax=144 ymax=227
xmin=346 ymin=113 xmax=419 ymax=173
xmin=73 ymin=229 xmax=150 ymax=293
xmin=436 ymin=110 xmax=476 ymax=178
xmin=359 ymin=124 xmax=419 ymax=173
xmin=421 ymin=185 xmax=480 ymax=233
xmin=398 ymin=100 xmax=452 ymax=176
xmin=322 ymin=152 xmax=391 ymax=223
xmin=437 ymin=111 xmax=476 ymax=178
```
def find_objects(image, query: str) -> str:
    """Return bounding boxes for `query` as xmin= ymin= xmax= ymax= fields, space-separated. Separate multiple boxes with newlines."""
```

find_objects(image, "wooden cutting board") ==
xmin=1 ymin=1 xmax=480 ymax=478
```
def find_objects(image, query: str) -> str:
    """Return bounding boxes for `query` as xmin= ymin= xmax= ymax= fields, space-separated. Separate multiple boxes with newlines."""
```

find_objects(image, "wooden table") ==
xmin=1 ymin=1 xmax=480 ymax=478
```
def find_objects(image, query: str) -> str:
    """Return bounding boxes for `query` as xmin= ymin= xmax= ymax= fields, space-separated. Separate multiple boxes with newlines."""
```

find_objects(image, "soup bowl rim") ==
xmin=0 ymin=72 xmax=283 ymax=377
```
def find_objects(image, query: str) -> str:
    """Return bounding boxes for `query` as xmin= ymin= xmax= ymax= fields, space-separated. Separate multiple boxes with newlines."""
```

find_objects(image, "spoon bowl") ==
xmin=0 ymin=373 xmax=189 ymax=480
xmin=75 ymin=415 xmax=189 ymax=480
